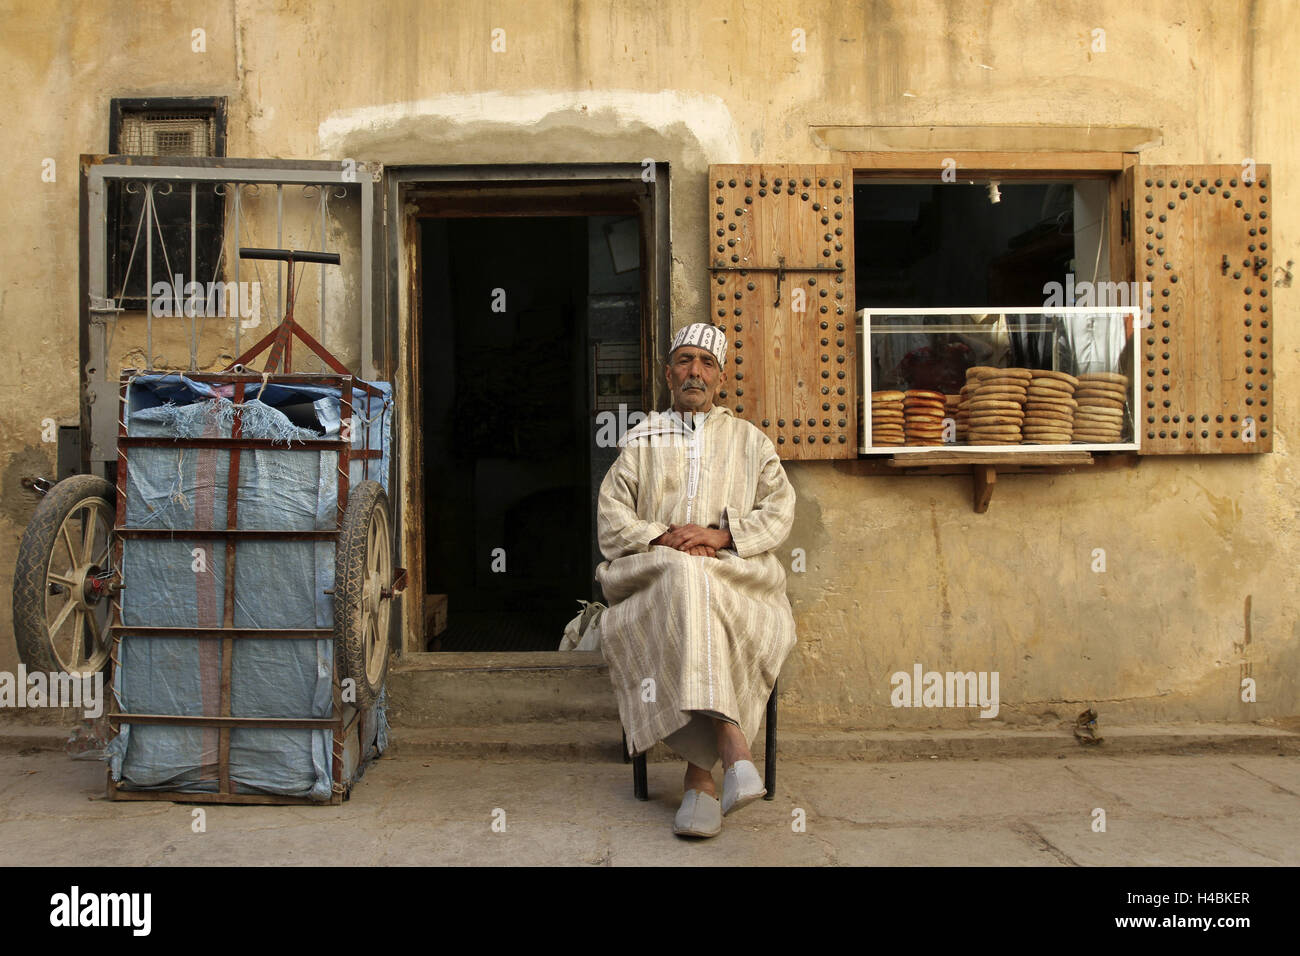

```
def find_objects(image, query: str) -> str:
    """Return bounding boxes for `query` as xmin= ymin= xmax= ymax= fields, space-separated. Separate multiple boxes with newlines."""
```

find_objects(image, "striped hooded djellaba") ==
xmin=595 ymin=404 xmax=796 ymax=769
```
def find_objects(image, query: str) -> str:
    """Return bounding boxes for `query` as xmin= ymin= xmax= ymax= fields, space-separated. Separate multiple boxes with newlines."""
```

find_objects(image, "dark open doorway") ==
xmin=419 ymin=213 xmax=644 ymax=651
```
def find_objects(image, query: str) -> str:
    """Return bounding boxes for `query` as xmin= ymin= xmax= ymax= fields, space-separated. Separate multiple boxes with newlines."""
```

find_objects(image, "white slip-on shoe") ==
xmin=672 ymin=789 xmax=723 ymax=838
xmin=721 ymin=760 xmax=766 ymax=816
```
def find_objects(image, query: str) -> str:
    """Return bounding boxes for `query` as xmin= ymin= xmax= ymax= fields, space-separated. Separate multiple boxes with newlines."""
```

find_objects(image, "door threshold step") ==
xmin=386 ymin=653 xmax=618 ymax=724
xmin=389 ymin=721 xmax=626 ymax=760
xmin=392 ymin=651 xmax=606 ymax=672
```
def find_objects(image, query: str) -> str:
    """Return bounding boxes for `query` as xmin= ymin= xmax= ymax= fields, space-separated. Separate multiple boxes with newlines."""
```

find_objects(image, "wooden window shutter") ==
xmin=1129 ymin=164 xmax=1274 ymax=454
xmin=707 ymin=164 xmax=857 ymax=460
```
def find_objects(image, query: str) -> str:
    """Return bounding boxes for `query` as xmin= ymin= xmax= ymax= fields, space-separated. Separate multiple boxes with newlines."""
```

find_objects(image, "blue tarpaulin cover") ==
xmin=106 ymin=373 xmax=392 ymax=799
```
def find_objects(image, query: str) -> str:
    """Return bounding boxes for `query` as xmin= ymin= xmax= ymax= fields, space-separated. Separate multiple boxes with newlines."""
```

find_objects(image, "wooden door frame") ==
xmin=385 ymin=164 xmax=671 ymax=654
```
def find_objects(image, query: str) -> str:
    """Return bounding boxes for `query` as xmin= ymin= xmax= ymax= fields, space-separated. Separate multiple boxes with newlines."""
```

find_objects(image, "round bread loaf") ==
xmin=1075 ymin=385 xmax=1128 ymax=398
xmin=979 ymin=377 xmax=1034 ymax=389
xmin=1029 ymin=370 xmax=1080 ymax=386
xmin=1025 ymin=397 xmax=1078 ymax=409
xmin=1076 ymin=372 xmax=1129 ymax=385
xmin=1026 ymin=378 xmax=1073 ymax=393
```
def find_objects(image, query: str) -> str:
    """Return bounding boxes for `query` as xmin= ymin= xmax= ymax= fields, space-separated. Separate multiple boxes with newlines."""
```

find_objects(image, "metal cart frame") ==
xmin=106 ymin=281 xmax=398 ymax=805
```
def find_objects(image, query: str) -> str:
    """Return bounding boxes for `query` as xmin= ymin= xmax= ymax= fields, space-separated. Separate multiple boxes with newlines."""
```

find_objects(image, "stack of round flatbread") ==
xmin=963 ymin=366 xmax=1030 ymax=444
xmin=870 ymin=390 xmax=905 ymax=446
xmin=1021 ymin=370 xmax=1079 ymax=444
xmin=903 ymin=389 xmax=948 ymax=445
xmin=955 ymin=376 xmax=980 ymax=441
xmin=944 ymin=393 xmax=962 ymax=442
xmin=1071 ymin=373 xmax=1129 ymax=443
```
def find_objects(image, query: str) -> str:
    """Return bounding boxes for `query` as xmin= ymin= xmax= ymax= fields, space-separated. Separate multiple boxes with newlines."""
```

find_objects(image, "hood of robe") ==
xmin=618 ymin=403 xmax=736 ymax=447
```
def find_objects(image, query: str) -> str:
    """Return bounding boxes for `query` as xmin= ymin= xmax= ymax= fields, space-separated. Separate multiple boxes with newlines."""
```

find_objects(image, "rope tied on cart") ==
xmin=169 ymin=450 xmax=191 ymax=509
xmin=347 ymin=394 xmax=393 ymax=429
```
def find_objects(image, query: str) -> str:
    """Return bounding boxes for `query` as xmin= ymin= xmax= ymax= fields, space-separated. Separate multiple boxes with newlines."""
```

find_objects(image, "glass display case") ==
xmin=858 ymin=307 xmax=1141 ymax=453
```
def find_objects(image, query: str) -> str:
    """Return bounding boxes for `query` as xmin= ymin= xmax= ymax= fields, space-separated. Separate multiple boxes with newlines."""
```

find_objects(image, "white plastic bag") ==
xmin=558 ymin=599 xmax=606 ymax=651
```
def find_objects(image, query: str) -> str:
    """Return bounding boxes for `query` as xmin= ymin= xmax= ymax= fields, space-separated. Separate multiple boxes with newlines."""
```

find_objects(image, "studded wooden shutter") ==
xmin=1131 ymin=164 xmax=1274 ymax=454
xmin=708 ymin=165 xmax=857 ymax=460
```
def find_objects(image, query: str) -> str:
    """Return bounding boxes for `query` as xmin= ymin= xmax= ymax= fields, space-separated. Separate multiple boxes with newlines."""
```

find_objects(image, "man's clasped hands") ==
xmin=650 ymin=523 xmax=733 ymax=558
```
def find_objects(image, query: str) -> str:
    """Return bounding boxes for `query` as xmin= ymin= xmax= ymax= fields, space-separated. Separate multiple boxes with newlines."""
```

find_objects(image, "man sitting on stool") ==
xmin=595 ymin=322 xmax=797 ymax=838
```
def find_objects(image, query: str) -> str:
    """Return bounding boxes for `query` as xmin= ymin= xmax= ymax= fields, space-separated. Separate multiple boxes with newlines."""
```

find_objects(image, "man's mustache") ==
xmin=682 ymin=378 xmax=707 ymax=391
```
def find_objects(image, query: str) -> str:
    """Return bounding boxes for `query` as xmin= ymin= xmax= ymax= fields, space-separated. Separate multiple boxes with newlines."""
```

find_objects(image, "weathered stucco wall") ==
xmin=1 ymin=0 xmax=1295 ymax=729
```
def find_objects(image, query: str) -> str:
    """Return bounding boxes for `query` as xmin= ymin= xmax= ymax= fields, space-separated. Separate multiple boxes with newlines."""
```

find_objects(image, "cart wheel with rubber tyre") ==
xmin=333 ymin=479 xmax=393 ymax=709
xmin=12 ymin=474 xmax=118 ymax=677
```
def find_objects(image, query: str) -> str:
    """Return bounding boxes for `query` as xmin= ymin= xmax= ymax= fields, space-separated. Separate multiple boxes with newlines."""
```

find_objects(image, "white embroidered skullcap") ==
xmin=668 ymin=322 xmax=727 ymax=365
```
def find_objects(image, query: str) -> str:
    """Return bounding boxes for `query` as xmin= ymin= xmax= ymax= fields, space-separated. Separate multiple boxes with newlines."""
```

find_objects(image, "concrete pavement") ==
xmin=1 ymin=746 xmax=1296 ymax=866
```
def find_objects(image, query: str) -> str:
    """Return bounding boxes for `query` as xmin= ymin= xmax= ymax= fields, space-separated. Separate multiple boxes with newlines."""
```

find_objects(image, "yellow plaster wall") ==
xmin=0 ymin=0 xmax=1294 ymax=728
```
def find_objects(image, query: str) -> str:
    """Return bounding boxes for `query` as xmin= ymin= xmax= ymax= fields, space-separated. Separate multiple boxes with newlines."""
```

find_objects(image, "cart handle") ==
xmin=238 ymin=247 xmax=341 ymax=265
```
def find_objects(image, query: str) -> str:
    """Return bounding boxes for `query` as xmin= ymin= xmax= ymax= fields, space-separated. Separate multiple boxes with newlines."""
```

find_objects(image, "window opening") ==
xmin=107 ymin=98 xmax=227 ymax=310
xmin=855 ymin=178 xmax=1136 ymax=451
